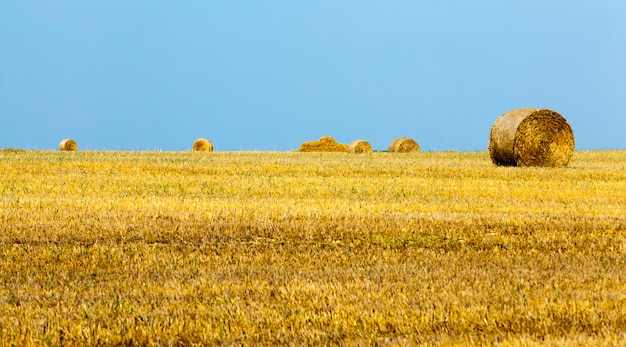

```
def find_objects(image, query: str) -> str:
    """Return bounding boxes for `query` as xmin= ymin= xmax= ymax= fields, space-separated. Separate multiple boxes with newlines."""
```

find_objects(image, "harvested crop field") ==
xmin=1 ymin=150 xmax=625 ymax=345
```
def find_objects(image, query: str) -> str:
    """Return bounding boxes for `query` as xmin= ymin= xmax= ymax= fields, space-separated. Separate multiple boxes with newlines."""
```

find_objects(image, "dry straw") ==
xmin=348 ymin=140 xmax=373 ymax=153
xmin=192 ymin=138 xmax=214 ymax=152
xmin=59 ymin=139 xmax=78 ymax=151
xmin=489 ymin=108 xmax=575 ymax=167
xmin=348 ymin=139 xmax=373 ymax=153
xmin=388 ymin=137 xmax=420 ymax=153
xmin=1 ymin=148 xmax=25 ymax=153
xmin=298 ymin=136 xmax=348 ymax=152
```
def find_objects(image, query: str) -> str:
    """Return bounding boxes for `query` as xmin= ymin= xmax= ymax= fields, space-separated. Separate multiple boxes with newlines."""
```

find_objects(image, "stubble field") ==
xmin=1 ymin=149 xmax=625 ymax=345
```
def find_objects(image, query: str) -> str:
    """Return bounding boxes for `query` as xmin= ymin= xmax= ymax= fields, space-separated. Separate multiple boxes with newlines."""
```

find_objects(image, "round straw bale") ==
xmin=489 ymin=108 xmax=575 ymax=167
xmin=298 ymin=136 xmax=349 ymax=152
xmin=192 ymin=138 xmax=214 ymax=152
xmin=59 ymin=139 xmax=78 ymax=151
xmin=348 ymin=140 xmax=372 ymax=153
xmin=388 ymin=137 xmax=420 ymax=153
xmin=388 ymin=138 xmax=402 ymax=152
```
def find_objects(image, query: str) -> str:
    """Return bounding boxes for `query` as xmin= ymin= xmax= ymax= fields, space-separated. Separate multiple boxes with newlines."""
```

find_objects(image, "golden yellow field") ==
xmin=1 ymin=150 xmax=625 ymax=345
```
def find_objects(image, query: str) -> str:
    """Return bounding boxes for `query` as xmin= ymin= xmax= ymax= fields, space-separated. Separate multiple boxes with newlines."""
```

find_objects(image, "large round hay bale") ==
xmin=192 ymin=138 xmax=214 ymax=152
xmin=348 ymin=140 xmax=372 ymax=153
xmin=298 ymin=136 xmax=349 ymax=152
xmin=489 ymin=108 xmax=575 ymax=167
xmin=59 ymin=139 xmax=78 ymax=151
xmin=388 ymin=137 xmax=420 ymax=153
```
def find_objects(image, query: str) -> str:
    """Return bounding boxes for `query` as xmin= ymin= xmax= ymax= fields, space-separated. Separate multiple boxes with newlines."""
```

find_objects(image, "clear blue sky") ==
xmin=2 ymin=1 xmax=625 ymax=151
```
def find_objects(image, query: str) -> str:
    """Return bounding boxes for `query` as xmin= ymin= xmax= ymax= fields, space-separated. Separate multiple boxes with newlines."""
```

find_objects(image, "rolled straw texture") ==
xmin=298 ymin=136 xmax=349 ymax=152
xmin=388 ymin=137 xmax=420 ymax=153
xmin=348 ymin=140 xmax=373 ymax=153
xmin=193 ymin=138 xmax=214 ymax=152
xmin=59 ymin=139 xmax=78 ymax=151
xmin=489 ymin=108 xmax=575 ymax=167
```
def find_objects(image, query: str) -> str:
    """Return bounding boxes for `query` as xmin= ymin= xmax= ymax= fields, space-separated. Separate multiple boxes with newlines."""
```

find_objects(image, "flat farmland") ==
xmin=1 ymin=150 xmax=625 ymax=345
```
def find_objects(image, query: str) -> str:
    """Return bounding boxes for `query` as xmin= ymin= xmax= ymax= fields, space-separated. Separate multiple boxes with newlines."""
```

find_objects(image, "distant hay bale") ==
xmin=489 ymin=108 xmax=575 ymax=167
xmin=388 ymin=137 xmax=420 ymax=153
xmin=192 ymin=138 xmax=214 ymax=152
xmin=59 ymin=139 xmax=78 ymax=151
xmin=298 ymin=136 xmax=348 ymax=152
xmin=1 ymin=148 xmax=25 ymax=153
xmin=348 ymin=140 xmax=372 ymax=153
